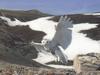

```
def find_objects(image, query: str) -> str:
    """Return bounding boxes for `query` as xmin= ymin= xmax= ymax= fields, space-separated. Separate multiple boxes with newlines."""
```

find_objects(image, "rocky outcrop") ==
xmin=74 ymin=53 xmax=100 ymax=75
xmin=0 ymin=17 xmax=46 ymax=67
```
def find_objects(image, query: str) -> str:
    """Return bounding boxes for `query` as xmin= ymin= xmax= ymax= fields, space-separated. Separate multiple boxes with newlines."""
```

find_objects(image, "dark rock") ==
xmin=0 ymin=16 xmax=46 ymax=67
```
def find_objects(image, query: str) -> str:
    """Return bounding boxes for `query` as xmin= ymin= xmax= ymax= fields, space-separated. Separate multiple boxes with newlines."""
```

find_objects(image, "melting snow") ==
xmin=0 ymin=16 xmax=57 ymax=40
xmin=33 ymin=52 xmax=56 ymax=64
xmin=72 ymin=23 xmax=98 ymax=32
xmin=65 ymin=23 xmax=100 ymax=60
xmin=48 ymin=64 xmax=74 ymax=69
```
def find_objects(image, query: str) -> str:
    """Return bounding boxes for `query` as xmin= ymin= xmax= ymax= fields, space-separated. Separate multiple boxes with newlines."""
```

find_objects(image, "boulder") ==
xmin=74 ymin=53 xmax=100 ymax=74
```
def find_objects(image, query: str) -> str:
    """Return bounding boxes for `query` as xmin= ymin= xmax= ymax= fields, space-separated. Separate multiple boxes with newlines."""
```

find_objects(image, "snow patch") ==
xmin=48 ymin=64 xmax=74 ymax=69
xmin=73 ymin=23 xmax=98 ymax=32
xmin=0 ymin=16 xmax=57 ymax=40
xmin=65 ymin=23 xmax=100 ymax=60
xmin=84 ymin=13 xmax=100 ymax=15
xmin=33 ymin=52 xmax=56 ymax=64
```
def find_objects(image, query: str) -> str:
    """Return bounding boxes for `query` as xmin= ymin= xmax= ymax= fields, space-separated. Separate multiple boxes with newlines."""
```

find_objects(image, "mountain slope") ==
xmin=0 ymin=10 xmax=100 ymax=68
xmin=0 ymin=9 xmax=51 ymax=22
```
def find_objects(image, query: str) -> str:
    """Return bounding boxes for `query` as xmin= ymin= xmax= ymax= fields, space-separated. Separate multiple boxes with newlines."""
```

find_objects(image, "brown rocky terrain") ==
xmin=0 ymin=62 xmax=75 ymax=75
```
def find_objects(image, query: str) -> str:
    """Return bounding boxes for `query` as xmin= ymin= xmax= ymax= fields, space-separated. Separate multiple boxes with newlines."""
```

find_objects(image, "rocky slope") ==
xmin=0 ymin=9 xmax=51 ymax=68
xmin=0 ymin=9 xmax=51 ymax=22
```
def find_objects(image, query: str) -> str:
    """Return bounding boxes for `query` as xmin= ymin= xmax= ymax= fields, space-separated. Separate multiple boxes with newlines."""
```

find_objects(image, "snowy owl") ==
xmin=31 ymin=16 xmax=73 ymax=64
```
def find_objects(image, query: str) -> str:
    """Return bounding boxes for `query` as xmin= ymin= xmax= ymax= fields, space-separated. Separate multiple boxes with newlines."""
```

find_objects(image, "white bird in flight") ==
xmin=31 ymin=16 xmax=73 ymax=64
